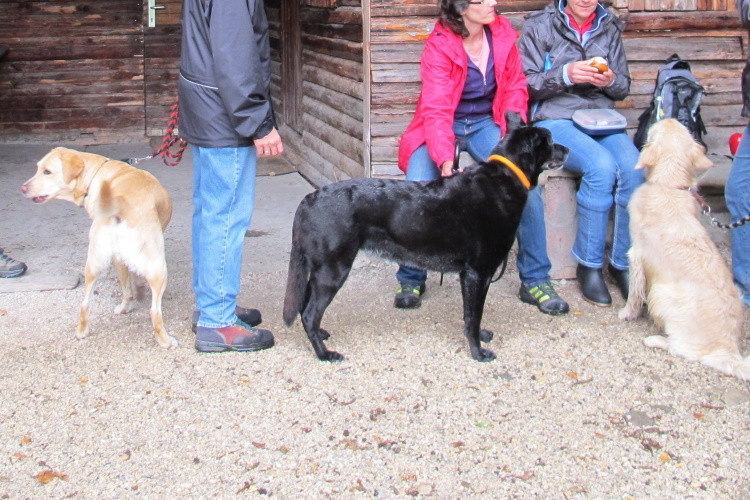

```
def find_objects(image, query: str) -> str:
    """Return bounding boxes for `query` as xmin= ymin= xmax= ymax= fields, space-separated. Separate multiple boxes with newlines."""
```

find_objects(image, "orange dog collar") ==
xmin=487 ymin=155 xmax=531 ymax=190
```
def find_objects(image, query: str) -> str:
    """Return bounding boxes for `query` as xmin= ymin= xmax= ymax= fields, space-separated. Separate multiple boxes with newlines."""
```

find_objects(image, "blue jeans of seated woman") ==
xmin=396 ymin=115 xmax=552 ymax=288
xmin=535 ymin=119 xmax=643 ymax=270
xmin=726 ymin=122 xmax=750 ymax=306
xmin=191 ymin=145 xmax=257 ymax=328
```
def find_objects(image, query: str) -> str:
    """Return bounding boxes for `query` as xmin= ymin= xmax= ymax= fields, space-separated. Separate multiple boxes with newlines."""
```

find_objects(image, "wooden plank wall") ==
xmin=143 ymin=0 xmax=181 ymax=137
xmin=267 ymin=0 xmax=365 ymax=186
xmin=0 ymin=0 xmax=145 ymax=143
xmin=370 ymin=0 xmax=747 ymax=177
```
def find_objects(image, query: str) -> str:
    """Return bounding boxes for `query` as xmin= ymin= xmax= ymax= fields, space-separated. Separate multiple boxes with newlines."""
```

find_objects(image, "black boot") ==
xmin=576 ymin=264 xmax=611 ymax=307
xmin=607 ymin=264 xmax=629 ymax=299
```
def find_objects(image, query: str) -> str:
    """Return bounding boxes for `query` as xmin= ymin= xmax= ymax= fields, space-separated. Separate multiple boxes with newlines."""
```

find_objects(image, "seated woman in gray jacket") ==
xmin=518 ymin=0 xmax=643 ymax=307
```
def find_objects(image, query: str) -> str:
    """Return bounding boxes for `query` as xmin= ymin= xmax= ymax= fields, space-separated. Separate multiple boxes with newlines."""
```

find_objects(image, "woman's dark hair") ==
xmin=439 ymin=0 xmax=470 ymax=38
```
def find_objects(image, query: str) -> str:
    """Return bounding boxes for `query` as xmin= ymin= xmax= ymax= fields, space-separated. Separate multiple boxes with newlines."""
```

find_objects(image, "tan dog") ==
xmin=21 ymin=147 xmax=176 ymax=349
xmin=619 ymin=119 xmax=749 ymax=380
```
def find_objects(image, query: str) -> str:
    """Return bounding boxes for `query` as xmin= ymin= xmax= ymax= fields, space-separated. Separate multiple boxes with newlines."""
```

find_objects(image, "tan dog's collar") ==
xmin=77 ymin=159 xmax=110 ymax=205
xmin=487 ymin=155 xmax=530 ymax=190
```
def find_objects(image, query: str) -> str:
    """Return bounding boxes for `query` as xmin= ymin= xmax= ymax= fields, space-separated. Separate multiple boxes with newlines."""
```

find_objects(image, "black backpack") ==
xmin=633 ymin=54 xmax=707 ymax=150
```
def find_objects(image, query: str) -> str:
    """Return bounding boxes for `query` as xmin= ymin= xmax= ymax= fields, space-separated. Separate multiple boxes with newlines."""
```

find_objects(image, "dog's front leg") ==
xmin=460 ymin=268 xmax=495 ymax=362
xmin=619 ymin=250 xmax=646 ymax=321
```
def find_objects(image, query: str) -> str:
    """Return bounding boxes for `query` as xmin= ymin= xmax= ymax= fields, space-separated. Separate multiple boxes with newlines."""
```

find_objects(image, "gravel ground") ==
xmin=1 ymin=143 xmax=749 ymax=499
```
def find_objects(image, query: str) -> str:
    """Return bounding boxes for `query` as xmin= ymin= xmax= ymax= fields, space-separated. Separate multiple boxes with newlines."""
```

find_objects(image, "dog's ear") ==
xmin=690 ymin=142 xmax=714 ymax=169
xmin=61 ymin=150 xmax=85 ymax=184
xmin=635 ymin=142 xmax=658 ymax=170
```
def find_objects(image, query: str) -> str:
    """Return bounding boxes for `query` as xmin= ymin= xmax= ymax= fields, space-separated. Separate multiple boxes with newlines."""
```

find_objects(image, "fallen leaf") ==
xmin=36 ymin=470 xmax=68 ymax=484
xmin=251 ymin=442 xmax=266 ymax=449
xmin=566 ymin=371 xmax=579 ymax=380
xmin=119 ymin=450 xmax=131 ymax=461
xmin=79 ymin=377 xmax=89 ymax=383
xmin=0 ymin=310 xmax=7 ymax=316
xmin=693 ymin=413 xmax=704 ymax=420
xmin=20 ymin=436 xmax=31 ymax=445
xmin=12 ymin=453 xmax=27 ymax=460
xmin=659 ymin=452 xmax=671 ymax=463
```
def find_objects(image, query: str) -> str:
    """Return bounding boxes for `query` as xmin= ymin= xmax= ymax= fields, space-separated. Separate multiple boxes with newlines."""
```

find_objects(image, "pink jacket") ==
xmin=397 ymin=16 xmax=529 ymax=173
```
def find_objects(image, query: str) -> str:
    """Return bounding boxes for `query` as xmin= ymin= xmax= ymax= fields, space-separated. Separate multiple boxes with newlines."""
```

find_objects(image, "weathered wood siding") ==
xmin=370 ymin=0 xmax=747 ymax=177
xmin=0 ymin=0 xmax=145 ymax=143
xmin=143 ymin=0 xmax=181 ymax=137
xmin=267 ymin=0 xmax=365 ymax=187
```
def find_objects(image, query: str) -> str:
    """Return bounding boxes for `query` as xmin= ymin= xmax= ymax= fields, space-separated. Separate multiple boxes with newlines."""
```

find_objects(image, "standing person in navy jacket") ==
xmin=393 ymin=0 xmax=569 ymax=316
xmin=179 ymin=0 xmax=283 ymax=352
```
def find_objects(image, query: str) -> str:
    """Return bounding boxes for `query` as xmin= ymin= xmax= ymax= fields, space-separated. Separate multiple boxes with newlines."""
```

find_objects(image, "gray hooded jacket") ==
xmin=518 ymin=0 xmax=631 ymax=122
xmin=178 ymin=0 xmax=275 ymax=147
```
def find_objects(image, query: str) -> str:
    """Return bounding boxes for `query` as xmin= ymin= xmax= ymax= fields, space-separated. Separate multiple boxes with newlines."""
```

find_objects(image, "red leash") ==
xmin=124 ymin=98 xmax=188 ymax=167
xmin=152 ymin=98 xmax=188 ymax=167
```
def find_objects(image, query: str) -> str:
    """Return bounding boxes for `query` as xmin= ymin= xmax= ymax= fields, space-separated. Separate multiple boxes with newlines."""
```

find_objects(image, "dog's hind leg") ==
xmin=460 ymin=268 xmax=495 ymax=362
xmin=113 ymin=258 xmax=137 ymax=315
xmin=301 ymin=257 xmax=355 ymax=362
xmin=145 ymin=267 xmax=177 ymax=349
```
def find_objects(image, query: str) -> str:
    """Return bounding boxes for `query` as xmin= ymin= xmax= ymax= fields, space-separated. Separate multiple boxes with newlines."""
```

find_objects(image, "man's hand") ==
xmin=567 ymin=60 xmax=615 ymax=88
xmin=254 ymin=128 xmax=284 ymax=157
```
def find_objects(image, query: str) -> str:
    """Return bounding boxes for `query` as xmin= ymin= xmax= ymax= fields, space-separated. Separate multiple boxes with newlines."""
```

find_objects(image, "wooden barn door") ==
xmin=142 ymin=0 xmax=182 ymax=137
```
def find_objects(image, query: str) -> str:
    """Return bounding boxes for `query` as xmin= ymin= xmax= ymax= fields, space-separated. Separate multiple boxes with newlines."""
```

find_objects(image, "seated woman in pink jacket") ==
xmin=393 ymin=0 xmax=569 ymax=316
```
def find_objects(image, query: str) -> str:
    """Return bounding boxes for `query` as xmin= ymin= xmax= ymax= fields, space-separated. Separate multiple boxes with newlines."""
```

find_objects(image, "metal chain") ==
xmin=691 ymin=188 xmax=750 ymax=229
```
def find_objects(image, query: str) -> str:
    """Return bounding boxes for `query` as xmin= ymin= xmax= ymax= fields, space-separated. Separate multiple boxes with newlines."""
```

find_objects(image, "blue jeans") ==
xmin=535 ymin=119 xmax=643 ymax=270
xmin=191 ymin=145 xmax=257 ymax=328
xmin=396 ymin=115 xmax=551 ymax=288
xmin=726 ymin=122 xmax=750 ymax=306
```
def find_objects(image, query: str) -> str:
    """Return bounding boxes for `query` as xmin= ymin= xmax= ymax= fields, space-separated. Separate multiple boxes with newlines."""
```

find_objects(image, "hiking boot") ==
xmin=195 ymin=319 xmax=274 ymax=353
xmin=191 ymin=306 xmax=262 ymax=333
xmin=394 ymin=282 xmax=425 ymax=309
xmin=519 ymin=281 xmax=569 ymax=315
xmin=0 ymin=248 xmax=27 ymax=278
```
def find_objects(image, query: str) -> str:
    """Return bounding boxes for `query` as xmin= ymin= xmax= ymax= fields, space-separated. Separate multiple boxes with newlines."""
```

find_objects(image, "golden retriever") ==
xmin=21 ymin=147 xmax=176 ymax=349
xmin=619 ymin=119 xmax=749 ymax=380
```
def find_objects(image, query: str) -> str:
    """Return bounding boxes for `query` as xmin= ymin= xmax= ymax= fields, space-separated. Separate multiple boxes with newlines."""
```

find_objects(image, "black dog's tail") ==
xmin=283 ymin=240 xmax=308 ymax=325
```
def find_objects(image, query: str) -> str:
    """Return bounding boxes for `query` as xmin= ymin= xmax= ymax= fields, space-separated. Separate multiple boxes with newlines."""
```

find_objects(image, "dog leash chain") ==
xmin=125 ymin=98 xmax=188 ymax=167
xmin=690 ymin=188 xmax=750 ymax=229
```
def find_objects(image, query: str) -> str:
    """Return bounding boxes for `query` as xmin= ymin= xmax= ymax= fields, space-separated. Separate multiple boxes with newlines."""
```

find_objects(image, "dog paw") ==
xmin=644 ymin=335 xmax=669 ymax=350
xmin=75 ymin=325 xmax=89 ymax=339
xmin=319 ymin=350 xmax=344 ymax=362
xmin=479 ymin=329 xmax=494 ymax=343
xmin=114 ymin=302 xmax=135 ymax=315
xmin=618 ymin=308 xmax=639 ymax=321
xmin=158 ymin=335 xmax=178 ymax=349
xmin=473 ymin=348 xmax=496 ymax=362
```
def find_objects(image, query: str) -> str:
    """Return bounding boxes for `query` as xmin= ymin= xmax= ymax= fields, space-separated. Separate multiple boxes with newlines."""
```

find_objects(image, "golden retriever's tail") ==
xmin=702 ymin=353 xmax=750 ymax=382
xmin=283 ymin=240 xmax=308 ymax=326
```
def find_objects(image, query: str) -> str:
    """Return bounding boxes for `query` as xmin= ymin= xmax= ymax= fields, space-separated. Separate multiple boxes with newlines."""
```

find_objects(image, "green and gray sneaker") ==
xmin=0 ymin=248 xmax=27 ymax=278
xmin=394 ymin=282 xmax=425 ymax=309
xmin=519 ymin=281 xmax=569 ymax=315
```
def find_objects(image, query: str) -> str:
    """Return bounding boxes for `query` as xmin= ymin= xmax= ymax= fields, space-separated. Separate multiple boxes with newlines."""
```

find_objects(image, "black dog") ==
xmin=283 ymin=126 xmax=568 ymax=362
